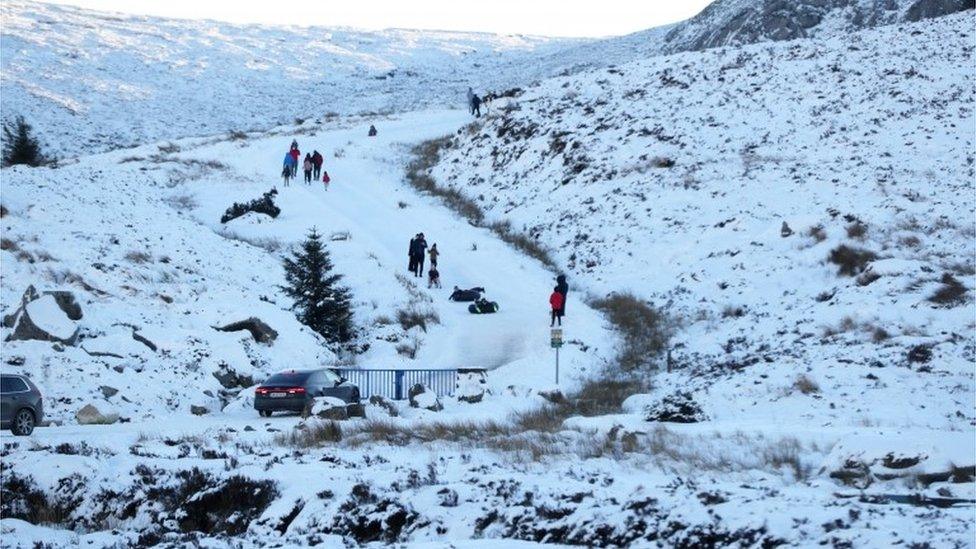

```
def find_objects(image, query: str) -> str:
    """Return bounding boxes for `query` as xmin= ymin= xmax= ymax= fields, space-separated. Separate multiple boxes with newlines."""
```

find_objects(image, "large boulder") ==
xmin=7 ymin=294 xmax=79 ymax=345
xmin=368 ymin=395 xmax=399 ymax=417
xmin=76 ymin=403 xmax=120 ymax=425
xmin=456 ymin=371 xmax=488 ymax=404
xmin=215 ymin=317 xmax=278 ymax=344
xmin=408 ymin=383 xmax=443 ymax=412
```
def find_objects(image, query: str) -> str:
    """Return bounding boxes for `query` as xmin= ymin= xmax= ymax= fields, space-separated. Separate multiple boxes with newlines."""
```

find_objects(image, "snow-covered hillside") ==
xmin=1 ymin=2 xmax=974 ymax=548
xmin=431 ymin=12 xmax=975 ymax=430
xmin=0 ymin=1 xmax=582 ymax=157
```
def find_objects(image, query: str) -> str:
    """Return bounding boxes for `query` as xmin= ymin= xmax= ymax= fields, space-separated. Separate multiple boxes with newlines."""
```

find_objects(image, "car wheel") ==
xmin=11 ymin=409 xmax=35 ymax=436
xmin=259 ymin=410 xmax=272 ymax=418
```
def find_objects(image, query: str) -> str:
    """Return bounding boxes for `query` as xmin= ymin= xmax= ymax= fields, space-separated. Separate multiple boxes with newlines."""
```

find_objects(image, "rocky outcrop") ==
xmin=214 ymin=317 xmax=278 ymax=344
xmin=5 ymin=287 xmax=81 ymax=345
xmin=662 ymin=0 xmax=974 ymax=54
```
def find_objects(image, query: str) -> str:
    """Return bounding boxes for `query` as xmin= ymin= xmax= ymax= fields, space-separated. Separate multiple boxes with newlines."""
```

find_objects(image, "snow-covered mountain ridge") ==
xmin=430 ymin=12 xmax=975 ymax=431
xmin=0 ymin=0 xmax=584 ymax=157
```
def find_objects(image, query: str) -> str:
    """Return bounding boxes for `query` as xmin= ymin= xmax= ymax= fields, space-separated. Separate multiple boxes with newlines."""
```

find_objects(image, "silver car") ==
xmin=1 ymin=374 xmax=43 ymax=436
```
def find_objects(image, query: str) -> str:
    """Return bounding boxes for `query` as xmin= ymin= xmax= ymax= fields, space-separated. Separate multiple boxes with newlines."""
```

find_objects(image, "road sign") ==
xmin=550 ymin=328 xmax=563 ymax=348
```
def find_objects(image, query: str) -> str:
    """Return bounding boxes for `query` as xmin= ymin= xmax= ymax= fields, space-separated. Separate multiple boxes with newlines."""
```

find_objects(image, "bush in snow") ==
xmin=928 ymin=272 xmax=968 ymax=306
xmin=827 ymin=244 xmax=877 ymax=276
xmin=591 ymin=292 xmax=671 ymax=374
xmin=281 ymin=228 xmax=354 ymax=345
xmin=2 ymin=116 xmax=47 ymax=167
xmin=396 ymin=307 xmax=439 ymax=333
xmin=220 ymin=188 xmax=280 ymax=223
xmin=644 ymin=391 xmax=706 ymax=423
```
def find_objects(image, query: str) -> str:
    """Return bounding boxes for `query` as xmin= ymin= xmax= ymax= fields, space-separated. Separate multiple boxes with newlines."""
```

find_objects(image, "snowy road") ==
xmin=187 ymin=110 xmax=616 ymax=392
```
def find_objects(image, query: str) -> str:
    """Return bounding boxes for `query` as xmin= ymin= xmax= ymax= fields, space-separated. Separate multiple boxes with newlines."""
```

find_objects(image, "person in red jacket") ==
xmin=549 ymin=287 xmax=564 ymax=327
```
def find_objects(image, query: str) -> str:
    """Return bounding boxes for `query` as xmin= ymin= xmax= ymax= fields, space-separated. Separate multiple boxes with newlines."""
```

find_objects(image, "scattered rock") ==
xmin=309 ymin=397 xmax=349 ymax=421
xmin=132 ymin=330 xmax=158 ymax=352
xmin=213 ymin=364 xmax=253 ymax=389
xmin=408 ymin=383 xmax=443 ymax=412
xmin=644 ymin=391 xmax=707 ymax=423
xmin=244 ymin=425 xmax=256 ymax=432
xmin=780 ymin=221 xmax=793 ymax=237
xmin=438 ymin=488 xmax=459 ymax=507
xmin=215 ymin=317 xmax=278 ymax=344
xmin=190 ymin=405 xmax=209 ymax=416
xmin=99 ymin=386 xmax=118 ymax=399
xmin=5 ymin=355 xmax=25 ymax=366
xmin=75 ymin=403 xmax=120 ymax=425
xmin=538 ymin=388 xmax=566 ymax=404
xmin=346 ymin=403 xmax=366 ymax=418
xmin=368 ymin=395 xmax=399 ymax=417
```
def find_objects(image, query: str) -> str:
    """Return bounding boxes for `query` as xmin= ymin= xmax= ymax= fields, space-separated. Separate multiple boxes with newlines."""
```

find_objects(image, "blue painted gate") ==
xmin=334 ymin=368 xmax=484 ymax=400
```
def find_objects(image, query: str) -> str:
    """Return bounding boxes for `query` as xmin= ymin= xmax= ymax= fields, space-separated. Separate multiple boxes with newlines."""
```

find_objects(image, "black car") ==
xmin=1 ymin=374 xmax=44 ymax=436
xmin=254 ymin=369 xmax=360 ymax=417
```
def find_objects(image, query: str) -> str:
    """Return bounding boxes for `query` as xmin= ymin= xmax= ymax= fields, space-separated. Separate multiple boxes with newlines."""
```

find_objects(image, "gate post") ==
xmin=395 ymin=370 xmax=404 ymax=400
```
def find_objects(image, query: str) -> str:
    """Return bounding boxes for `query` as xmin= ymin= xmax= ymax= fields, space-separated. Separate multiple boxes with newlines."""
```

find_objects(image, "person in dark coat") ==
xmin=311 ymin=150 xmax=323 ymax=179
xmin=408 ymin=235 xmax=418 ymax=274
xmin=555 ymin=275 xmax=569 ymax=317
xmin=368 ymin=124 xmax=378 ymax=137
xmin=472 ymin=95 xmax=482 ymax=118
xmin=413 ymin=233 xmax=428 ymax=277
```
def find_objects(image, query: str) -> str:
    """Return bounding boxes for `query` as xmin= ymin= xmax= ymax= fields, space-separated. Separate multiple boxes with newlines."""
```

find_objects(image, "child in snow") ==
xmin=549 ymin=286 xmax=564 ymax=327
xmin=428 ymin=243 xmax=439 ymax=268
xmin=428 ymin=266 xmax=441 ymax=289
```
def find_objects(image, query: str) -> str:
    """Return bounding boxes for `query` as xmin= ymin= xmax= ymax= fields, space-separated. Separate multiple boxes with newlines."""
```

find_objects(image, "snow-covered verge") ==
xmin=3 ymin=415 xmax=974 ymax=547
xmin=0 ymin=0 xmax=584 ymax=157
xmin=431 ymin=12 xmax=976 ymax=433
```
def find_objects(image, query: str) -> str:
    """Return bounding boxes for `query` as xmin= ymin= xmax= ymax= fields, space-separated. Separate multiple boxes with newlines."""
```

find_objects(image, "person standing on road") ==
xmin=408 ymin=234 xmax=418 ymax=274
xmin=303 ymin=154 xmax=313 ymax=184
xmin=549 ymin=286 xmax=564 ymax=327
xmin=413 ymin=233 xmax=428 ymax=277
xmin=282 ymin=152 xmax=296 ymax=185
xmin=555 ymin=274 xmax=569 ymax=318
xmin=311 ymin=150 xmax=323 ymax=180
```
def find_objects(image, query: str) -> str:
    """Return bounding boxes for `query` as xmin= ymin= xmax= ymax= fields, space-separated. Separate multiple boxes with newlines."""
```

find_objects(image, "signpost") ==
xmin=550 ymin=328 xmax=563 ymax=385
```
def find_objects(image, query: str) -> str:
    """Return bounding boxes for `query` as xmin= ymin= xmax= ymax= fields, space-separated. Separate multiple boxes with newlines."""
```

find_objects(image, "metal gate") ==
xmin=334 ymin=368 xmax=483 ymax=400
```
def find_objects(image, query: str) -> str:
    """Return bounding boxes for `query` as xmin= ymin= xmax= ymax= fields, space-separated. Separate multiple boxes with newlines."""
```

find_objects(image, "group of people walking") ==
xmin=282 ymin=140 xmax=329 ymax=187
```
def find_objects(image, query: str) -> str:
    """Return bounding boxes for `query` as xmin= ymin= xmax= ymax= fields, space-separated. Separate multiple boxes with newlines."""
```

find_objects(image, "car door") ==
xmin=0 ymin=376 xmax=27 ymax=426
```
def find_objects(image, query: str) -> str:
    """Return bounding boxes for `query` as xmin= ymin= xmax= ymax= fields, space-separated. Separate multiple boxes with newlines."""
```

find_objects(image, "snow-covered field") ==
xmin=1 ymin=1 xmax=974 ymax=547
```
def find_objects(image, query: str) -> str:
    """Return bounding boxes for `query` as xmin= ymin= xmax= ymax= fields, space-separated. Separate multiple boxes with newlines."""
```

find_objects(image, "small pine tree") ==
xmin=281 ymin=228 xmax=354 ymax=345
xmin=2 ymin=116 xmax=45 ymax=167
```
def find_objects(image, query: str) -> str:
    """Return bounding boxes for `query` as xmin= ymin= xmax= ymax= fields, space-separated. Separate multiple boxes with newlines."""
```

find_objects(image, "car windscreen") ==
xmin=263 ymin=372 xmax=311 ymax=386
